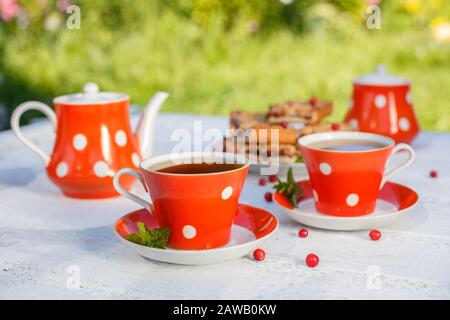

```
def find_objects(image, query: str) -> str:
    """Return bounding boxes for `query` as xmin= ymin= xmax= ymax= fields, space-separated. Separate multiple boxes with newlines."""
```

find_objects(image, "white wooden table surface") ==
xmin=0 ymin=113 xmax=449 ymax=300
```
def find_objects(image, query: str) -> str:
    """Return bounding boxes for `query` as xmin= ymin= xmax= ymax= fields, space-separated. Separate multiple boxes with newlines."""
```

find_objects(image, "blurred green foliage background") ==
xmin=0 ymin=0 xmax=449 ymax=131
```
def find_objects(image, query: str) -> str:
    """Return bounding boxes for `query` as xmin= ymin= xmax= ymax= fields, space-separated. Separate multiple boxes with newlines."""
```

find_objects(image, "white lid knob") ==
xmin=376 ymin=65 xmax=387 ymax=75
xmin=83 ymin=82 xmax=99 ymax=94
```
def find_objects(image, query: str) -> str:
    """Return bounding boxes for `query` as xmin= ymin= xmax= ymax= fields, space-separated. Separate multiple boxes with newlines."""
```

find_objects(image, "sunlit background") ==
xmin=0 ymin=0 xmax=449 ymax=131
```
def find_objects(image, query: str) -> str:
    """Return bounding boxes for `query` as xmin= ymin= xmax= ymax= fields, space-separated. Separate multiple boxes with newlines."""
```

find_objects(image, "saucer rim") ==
xmin=114 ymin=203 xmax=279 ymax=255
xmin=273 ymin=180 xmax=419 ymax=221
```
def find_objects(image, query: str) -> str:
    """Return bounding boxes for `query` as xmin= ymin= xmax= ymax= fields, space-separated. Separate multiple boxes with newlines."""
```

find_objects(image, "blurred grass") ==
xmin=0 ymin=1 xmax=449 ymax=131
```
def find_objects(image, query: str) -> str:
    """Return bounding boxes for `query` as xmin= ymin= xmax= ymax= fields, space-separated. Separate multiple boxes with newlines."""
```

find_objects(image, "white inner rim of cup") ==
xmin=140 ymin=152 xmax=249 ymax=175
xmin=298 ymin=131 xmax=394 ymax=153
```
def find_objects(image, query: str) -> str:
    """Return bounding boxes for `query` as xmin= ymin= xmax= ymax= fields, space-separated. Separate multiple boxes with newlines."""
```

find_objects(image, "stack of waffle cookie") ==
xmin=224 ymin=99 xmax=352 ymax=164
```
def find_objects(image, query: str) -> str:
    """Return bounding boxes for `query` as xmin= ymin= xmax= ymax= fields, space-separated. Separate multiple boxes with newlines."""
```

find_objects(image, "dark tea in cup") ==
xmin=308 ymin=139 xmax=386 ymax=152
xmin=157 ymin=163 xmax=244 ymax=174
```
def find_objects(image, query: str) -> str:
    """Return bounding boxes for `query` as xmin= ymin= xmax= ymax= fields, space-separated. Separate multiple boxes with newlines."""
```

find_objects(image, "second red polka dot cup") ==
xmin=299 ymin=132 xmax=415 ymax=217
xmin=113 ymin=152 xmax=250 ymax=250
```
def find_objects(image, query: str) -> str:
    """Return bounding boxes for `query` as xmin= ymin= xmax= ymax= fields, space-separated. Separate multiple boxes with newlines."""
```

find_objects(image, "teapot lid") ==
xmin=53 ymin=83 xmax=128 ymax=105
xmin=354 ymin=65 xmax=409 ymax=86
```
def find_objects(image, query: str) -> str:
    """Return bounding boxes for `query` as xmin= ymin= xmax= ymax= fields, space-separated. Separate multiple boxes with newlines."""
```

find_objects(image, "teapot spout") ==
xmin=135 ymin=92 xmax=169 ymax=159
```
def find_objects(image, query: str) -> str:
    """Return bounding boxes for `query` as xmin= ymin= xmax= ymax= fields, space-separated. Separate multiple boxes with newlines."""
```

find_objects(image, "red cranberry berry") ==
xmin=258 ymin=178 xmax=267 ymax=186
xmin=268 ymin=175 xmax=278 ymax=183
xmin=430 ymin=170 xmax=438 ymax=178
xmin=331 ymin=123 xmax=340 ymax=131
xmin=253 ymin=248 xmax=265 ymax=261
xmin=309 ymin=97 xmax=318 ymax=106
xmin=298 ymin=228 xmax=309 ymax=238
xmin=264 ymin=192 xmax=273 ymax=202
xmin=369 ymin=230 xmax=382 ymax=241
xmin=305 ymin=253 xmax=319 ymax=268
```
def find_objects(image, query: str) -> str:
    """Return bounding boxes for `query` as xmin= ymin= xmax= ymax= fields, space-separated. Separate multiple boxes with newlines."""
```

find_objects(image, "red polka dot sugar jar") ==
xmin=11 ymin=83 xmax=169 ymax=199
xmin=344 ymin=65 xmax=420 ymax=144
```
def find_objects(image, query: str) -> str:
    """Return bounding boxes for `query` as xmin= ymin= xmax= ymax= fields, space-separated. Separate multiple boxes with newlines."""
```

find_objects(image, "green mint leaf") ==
xmin=146 ymin=227 xmax=171 ymax=249
xmin=125 ymin=233 xmax=143 ymax=244
xmin=273 ymin=168 xmax=303 ymax=208
xmin=137 ymin=221 xmax=149 ymax=236
xmin=125 ymin=222 xmax=171 ymax=249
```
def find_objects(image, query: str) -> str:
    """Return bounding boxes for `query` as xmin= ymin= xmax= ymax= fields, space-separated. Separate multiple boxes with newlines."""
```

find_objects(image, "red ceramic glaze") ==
xmin=344 ymin=66 xmax=419 ymax=144
xmin=274 ymin=180 xmax=419 ymax=214
xmin=10 ymin=83 xmax=151 ymax=199
xmin=301 ymin=143 xmax=392 ymax=216
xmin=46 ymin=99 xmax=140 ymax=198
xmin=298 ymin=132 xmax=415 ymax=217
xmin=143 ymin=167 xmax=248 ymax=250
xmin=114 ymin=153 xmax=251 ymax=250
xmin=115 ymin=203 xmax=278 ymax=247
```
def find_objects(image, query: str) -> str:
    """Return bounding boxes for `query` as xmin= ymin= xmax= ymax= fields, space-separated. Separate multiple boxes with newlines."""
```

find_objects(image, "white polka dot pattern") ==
xmin=93 ymin=161 xmax=109 ymax=177
xmin=221 ymin=186 xmax=233 ymax=200
xmin=399 ymin=117 xmax=410 ymax=131
xmin=182 ymin=225 xmax=196 ymax=239
xmin=406 ymin=92 xmax=413 ymax=104
xmin=319 ymin=163 xmax=332 ymax=175
xmin=349 ymin=118 xmax=359 ymax=130
xmin=346 ymin=194 xmax=359 ymax=207
xmin=115 ymin=130 xmax=127 ymax=147
xmin=56 ymin=162 xmax=68 ymax=178
xmin=375 ymin=95 xmax=386 ymax=108
xmin=73 ymin=134 xmax=87 ymax=151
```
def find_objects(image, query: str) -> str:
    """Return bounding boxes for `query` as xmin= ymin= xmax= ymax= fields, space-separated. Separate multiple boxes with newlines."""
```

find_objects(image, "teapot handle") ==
xmin=10 ymin=101 xmax=57 ymax=165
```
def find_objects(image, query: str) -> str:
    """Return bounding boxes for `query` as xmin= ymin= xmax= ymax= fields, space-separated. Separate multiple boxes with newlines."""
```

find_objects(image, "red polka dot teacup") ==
xmin=299 ymin=132 xmax=415 ymax=217
xmin=113 ymin=152 xmax=250 ymax=250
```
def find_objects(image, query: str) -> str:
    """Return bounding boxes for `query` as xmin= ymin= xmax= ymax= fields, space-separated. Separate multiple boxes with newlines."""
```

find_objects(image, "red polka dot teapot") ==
xmin=11 ymin=83 xmax=169 ymax=199
xmin=344 ymin=65 xmax=420 ymax=143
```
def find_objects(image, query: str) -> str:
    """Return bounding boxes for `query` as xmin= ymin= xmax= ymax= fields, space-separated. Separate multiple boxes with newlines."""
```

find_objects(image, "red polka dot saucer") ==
xmin=114 ymin=203 xmax=278 ymax=265
xmin=273 ymin=180 xmax=419 ymax=231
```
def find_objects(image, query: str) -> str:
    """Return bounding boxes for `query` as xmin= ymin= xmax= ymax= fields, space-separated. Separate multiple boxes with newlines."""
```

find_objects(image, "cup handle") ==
xmin=113 ymin=168 xmax=154 ymax=213
xmin=381 ymin=143 xmax=415 ymax=187
xmin=10 ymin=101 xmax=57 ymax=165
